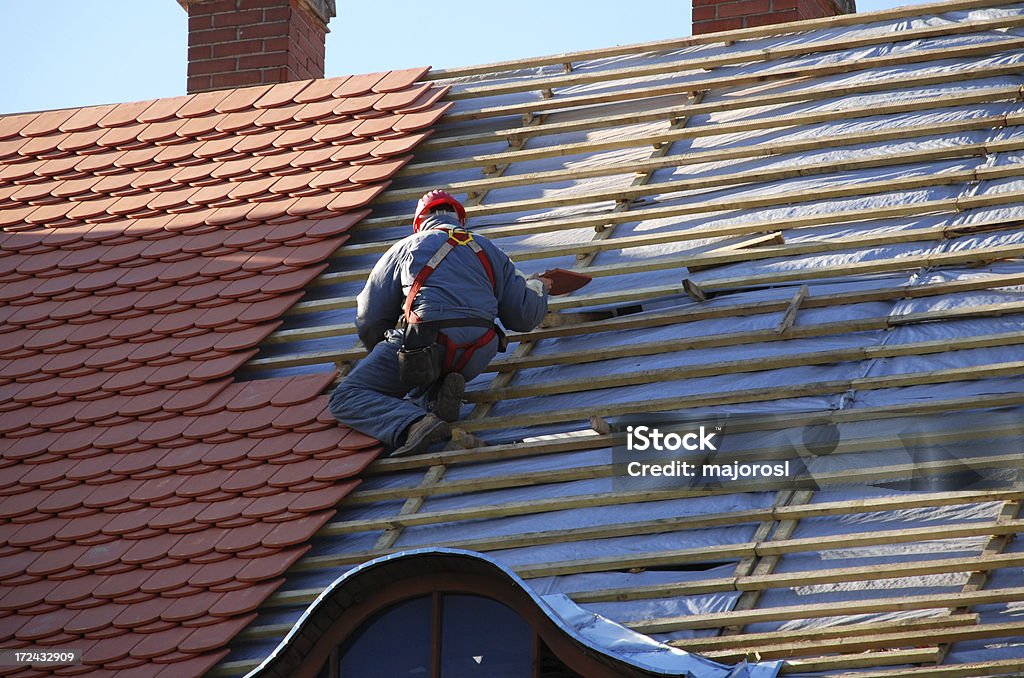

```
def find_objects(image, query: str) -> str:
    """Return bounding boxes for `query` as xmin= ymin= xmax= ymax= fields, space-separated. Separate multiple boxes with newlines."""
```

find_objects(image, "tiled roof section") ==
xmin=0 ymin=68 xmax=440 ymax=675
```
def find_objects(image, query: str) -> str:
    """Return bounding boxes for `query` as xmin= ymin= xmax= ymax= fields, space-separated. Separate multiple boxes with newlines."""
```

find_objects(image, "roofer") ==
xmin=329 ymin=190 xmax=552 ymax=457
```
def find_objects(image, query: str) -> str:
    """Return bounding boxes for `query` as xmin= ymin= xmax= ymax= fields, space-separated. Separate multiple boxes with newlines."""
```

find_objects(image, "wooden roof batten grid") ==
xmin=235 ymin=1 xmax=1024 ymax=676
xmin=271 ymin=153 xmax=1024 ymax=330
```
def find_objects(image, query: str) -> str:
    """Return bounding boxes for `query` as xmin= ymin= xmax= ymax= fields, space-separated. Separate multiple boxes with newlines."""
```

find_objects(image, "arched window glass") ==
xmin=440 ymin=594 xmax=532 ymax=677
xmin=339 ymin=595 xmax=432 ymax=677
xmin=335 ymin=593 xmax=570 ymax=677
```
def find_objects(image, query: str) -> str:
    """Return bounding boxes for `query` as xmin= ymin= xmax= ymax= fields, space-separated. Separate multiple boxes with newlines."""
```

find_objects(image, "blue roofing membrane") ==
xmin=228 ymin=1 xmax=1024 ymax=675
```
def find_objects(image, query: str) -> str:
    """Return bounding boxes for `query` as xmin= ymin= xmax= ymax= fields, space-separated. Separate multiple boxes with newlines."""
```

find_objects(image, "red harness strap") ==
xmin=438 ymin=326 xmax=497 ymax=373
xmin=403 ymin=227 xmax=498 ymax=375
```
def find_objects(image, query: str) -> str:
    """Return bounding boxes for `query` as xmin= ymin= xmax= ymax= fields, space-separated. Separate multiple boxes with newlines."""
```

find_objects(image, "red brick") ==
xmin=187 ymin=0 xmax=238 ymax=13
xmin=798 ymin=0 xmax=835 ymax=18
xmin=188 ymin=45 xmax=213 ymax=61
xmin=210 ymin=70 xmax=264 ymax=89
xmin=717 ymin=0 xmax=772 ymax=19
xmin=772 ymin=0 xmax=799 ymax=9
xmin=185 ymin=0 xmax=328 ymax=92
xmin=212 ymin=9 xmax=264 ymax=27
xmin=187 ymin=75 xmax=213 ymax=92
xmin=238 ymin=21 xmax=290 ymax=39
xmin=692 ymin=17 xmax=744 ymax=33
xmin=262 ymin=6 xmax=290 ymax=21
xmin=189 ymin=27 xmax=240 ymax=46
xmin=212 ymin=39 xmax=265 ymax=58
xmin=692 ymin=5 xmax=717 ymax=21
xmin=261 ymin=67 xmax=289 ymax=84
xmin=239 ymin=0 xmax=291 ymax=8
xmin=745 ymin=9 xmax=798 ymax=24
xmin=189 ymin=57 xmax=239 ymax=76
xmin=262 ymin=37 xmax=290 ymax=52
xmin=188 ymin=15 xmax=212 ymax=31
xmin=238 ymin=53 xmax=287 ymax=70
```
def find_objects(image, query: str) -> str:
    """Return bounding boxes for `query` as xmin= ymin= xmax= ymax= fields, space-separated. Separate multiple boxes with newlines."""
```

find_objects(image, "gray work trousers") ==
xmin=328 ymin=328 xmax=498 ymax=449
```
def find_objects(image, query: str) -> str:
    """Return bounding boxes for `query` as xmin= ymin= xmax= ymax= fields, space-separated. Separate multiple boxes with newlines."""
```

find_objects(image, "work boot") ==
xmin=433 ymin=372 xmax=465 ymax=423
xmin=391 ymin=413 xmax=450 ymax=457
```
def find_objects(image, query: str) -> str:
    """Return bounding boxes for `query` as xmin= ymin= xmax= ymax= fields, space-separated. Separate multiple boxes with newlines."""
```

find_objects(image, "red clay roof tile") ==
xmin=350 ymin=155 xmax=412 ymax=183
xmin=352 ymin=113 xmax=404 ymax=139
xmin=294 ymin=98 xmax=341 ymax=124
xmin=326 ymin=182 xmax=388 ymax=211
xmin=15 ymin=606 xmax=79 ymax=641
xmin=288 ymin=483 xmax=356 ymax=513
xmin=236 ymin=545 xmax=308 ymax=583
xmin=0 ymin=112 xmax=37 ymax=139
xmin=374 ymin=82 xmax=435 ymax=111
xmin=374 ymin=66 xmax=432 ymax=93
xmin=0 ymin=64 xmax=437 ymax=675
xmin=96 ymin=101 xmax=153 ymax=129
xmin=332 ymin=92 xmax=383 ymax=117
xmin=262 ymin=513 xmax=333 ymax=549
xmin=395 ymin=102 xmax=453 ymax=132
xmin=175 ymin=114 xmax=222 ymax=139
xmin=310 ymin=118 xmax=361 ymax=144
xmin=83 ymin=631 xmax=141 ymax=664
xmin=254 ymin=103 xmax=306 ymax=128
xmin=253 ymin=80 xmax=311 ymax=109
xmin=137 ymin=97 xmax=188 ymax=124
xmin=177 ymin=90 xmax=231 ymax=119
xmin=332 ymin=72 xmax=386 ymax=97
xmin=214 ymin=109 xmax=263 ymax=134
xmin=127 ymin=625 xmax=194 ymax=661
xmin=208 ymin=579 xmax=280 ymax=618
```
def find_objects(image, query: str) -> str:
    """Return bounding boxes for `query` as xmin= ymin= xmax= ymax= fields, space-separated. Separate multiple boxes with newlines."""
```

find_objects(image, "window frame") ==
xmin=293 ymin=572 xmax=626 ymax=678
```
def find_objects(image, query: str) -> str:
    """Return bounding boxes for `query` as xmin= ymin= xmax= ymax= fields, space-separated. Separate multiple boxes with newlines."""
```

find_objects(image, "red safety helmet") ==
xmin=413 ymin=190 xmax=466 ymax=232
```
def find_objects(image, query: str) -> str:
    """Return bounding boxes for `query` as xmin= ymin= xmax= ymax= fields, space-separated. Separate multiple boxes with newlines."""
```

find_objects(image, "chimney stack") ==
xmin=179 ymin=0 xmax=336 ymax=94
xmin=692 ymin=0 xmax=854 ymax=34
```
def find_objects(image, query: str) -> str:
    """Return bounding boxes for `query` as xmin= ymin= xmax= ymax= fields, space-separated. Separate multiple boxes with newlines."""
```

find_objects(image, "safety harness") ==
xmin=403 ymin=226 xmax=500 ymax=374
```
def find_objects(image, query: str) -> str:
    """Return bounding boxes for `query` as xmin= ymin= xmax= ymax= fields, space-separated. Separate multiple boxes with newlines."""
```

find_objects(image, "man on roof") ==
xmin=329 ymin=190 xmax=552 ymax=457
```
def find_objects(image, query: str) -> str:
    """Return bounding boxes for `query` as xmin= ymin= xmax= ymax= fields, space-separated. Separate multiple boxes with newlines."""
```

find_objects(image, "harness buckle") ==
xmin=447 ymin=228 xmax=475 ymax=246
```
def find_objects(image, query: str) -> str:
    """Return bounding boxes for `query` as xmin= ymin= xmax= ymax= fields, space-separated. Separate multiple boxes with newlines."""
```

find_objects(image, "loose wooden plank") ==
xmin=776 ymin=285 xmax=808 ymax=334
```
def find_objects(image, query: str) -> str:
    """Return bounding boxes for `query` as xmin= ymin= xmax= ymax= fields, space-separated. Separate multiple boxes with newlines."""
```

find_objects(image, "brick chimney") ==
xmin=693 ymin=0 xmax=854 ymax=34
xmin=179 ymin=0 xmax=336 ymax=94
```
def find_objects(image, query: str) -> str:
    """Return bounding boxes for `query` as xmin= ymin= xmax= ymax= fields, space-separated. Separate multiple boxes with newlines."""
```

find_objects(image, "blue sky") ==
xmin=2 ymin=0 xmax=909 ymax=115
